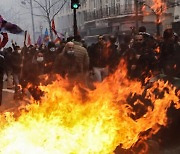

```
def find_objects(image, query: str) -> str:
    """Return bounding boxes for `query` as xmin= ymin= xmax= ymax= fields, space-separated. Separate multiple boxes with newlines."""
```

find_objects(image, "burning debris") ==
xmin=0 ymin=59 xmax=179 ymax=153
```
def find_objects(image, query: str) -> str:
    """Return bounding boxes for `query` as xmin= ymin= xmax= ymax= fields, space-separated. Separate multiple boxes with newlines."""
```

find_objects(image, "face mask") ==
xmin=50 ymin=47 xmax=56 ymax=52
xmin=17 ymin=50 xmax=21 ymax=54
xmin=37 ymin=57 xmax=44 ymax=62
xmin=67 ymin=50 xmax=75 ymax=55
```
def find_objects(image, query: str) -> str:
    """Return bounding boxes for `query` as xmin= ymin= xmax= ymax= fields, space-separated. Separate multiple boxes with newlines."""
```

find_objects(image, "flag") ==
xmin=0 ymin=32 xmax=8 ymax=49
xmin=51 ymin=18 xmax=65 ymax=42
xmin=37 ymin=35 xmax=42 ymax=46
xmin=43 ymin=28 xmax=49 ymax=45
xmin=54 ymin=37 xmax=61 ymax=45
xmin=0 ymin=15 xmax=24 ymax=35
xmin=51 ymin=18 xmax=56 ymax=34
xmin=51 ymin=18 xmax=58 ymax=36
xmin=44 ymin=28 xmax=48 ymax=36
xmin=27 ymin=33 xmax=32 ymax=46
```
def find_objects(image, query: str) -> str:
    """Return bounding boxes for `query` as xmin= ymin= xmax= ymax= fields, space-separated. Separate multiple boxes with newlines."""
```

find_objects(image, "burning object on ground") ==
xmin=0 ymin=59 xmax=179 ymax=154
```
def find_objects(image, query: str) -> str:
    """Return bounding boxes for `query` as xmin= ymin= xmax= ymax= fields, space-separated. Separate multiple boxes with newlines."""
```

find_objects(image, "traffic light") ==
xmin=71 ymin=0 xmax=80 ymax=9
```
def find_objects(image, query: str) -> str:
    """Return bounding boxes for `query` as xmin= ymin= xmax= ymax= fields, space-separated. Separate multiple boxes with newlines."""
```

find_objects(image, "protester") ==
xmin=22 ymin=51 xmax=45 ymax=100
xmin=120 ymin=35 xmax=131 ymax=56
xmin=0 ymin=22 xmax=180 ymax=103
xmin=88 ymin=35 xmax=109 ymax=82
xmin=11 ymin=45 xmax=23 ymax=99
xmin=73 ymin=35 xmax=89 ymax=80
xmin=0 ymin=27 xmax=8 ymax=104
xmin=0 ymin=51 xmax=4 ymax=105
xmin=53 ymin=41 xmax=80 ymax=78
xmin=39 ymin=43 xmax=47 ymax=53
xmin=44 ymin=41 xmax=58 ymax=74
xmin=106 ymin=35 xmax=120 ymax=73
xmin=56 ymin=39 xmax=66 ymax=54
xmin=4 ymin=47 xmax=13 ymax=89
xmin=160 ymin=28 xmax=179 ymax=80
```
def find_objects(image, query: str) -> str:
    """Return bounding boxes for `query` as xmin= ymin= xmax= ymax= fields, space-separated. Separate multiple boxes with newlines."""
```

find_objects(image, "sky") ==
xmin=0 ymin=0 xmax=46 ymax=46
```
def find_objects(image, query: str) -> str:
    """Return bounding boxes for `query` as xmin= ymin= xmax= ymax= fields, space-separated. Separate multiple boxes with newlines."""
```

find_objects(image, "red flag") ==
xmin=0 ymin=33 xmax=8 ymax=49
xmin=51 ymin=18 xmax=56 ymax=35
xmin=51 ymin=19 xmax=64 ymax=41
xmin=27 ymin=33 xmax=32 ymax=46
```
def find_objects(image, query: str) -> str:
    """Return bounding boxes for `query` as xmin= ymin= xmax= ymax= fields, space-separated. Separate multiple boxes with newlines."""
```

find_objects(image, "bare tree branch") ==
xmin=32 ymin=13 xmax=48 ymax=19
xmin=22 ymin=0 xmax=68 ymax=40
xmin=33 ymin=0 xmax=47 ymax=13
xmin=52 ymin=0 xmax=68 ymax=20
xmin=45 ymin=0 xmax=48 ymax=13
xmin=48 ymin=0 xmax=62 ymax=12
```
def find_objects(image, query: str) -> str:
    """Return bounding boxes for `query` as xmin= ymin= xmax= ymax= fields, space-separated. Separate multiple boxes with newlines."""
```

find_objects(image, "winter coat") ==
xmin=53 ymin=50 xmax=80 ymax=78
xmin=89 ymin=42 xmax=107 ymax=68
xmin=11 ymin=51 xmax=22 ymax=74
xmin=73 ymin=41 xmax=89 ymax=73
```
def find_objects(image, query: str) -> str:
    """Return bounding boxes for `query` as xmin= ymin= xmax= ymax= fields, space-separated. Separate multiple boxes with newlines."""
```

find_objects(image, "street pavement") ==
xmin=0 ymin=80 xmax=24 ymax=113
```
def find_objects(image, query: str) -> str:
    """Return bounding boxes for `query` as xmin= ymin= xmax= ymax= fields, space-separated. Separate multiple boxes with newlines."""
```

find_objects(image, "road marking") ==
xmin=2 ymin=89 xmax=15 ymax=93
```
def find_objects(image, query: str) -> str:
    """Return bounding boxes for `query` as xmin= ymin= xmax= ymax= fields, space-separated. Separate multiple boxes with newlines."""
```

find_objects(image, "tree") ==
xmin=0 ymin=6 xmax=20 ymax=23
xmin=21 ymin=0 xmax=67 ymax=41
xmin=140 ymin=0 xmax=180 ymax=36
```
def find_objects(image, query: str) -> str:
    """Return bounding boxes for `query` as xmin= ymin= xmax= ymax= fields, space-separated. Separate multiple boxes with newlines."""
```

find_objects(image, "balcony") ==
xmin=84 ymin=4 xmax=136 ymax=22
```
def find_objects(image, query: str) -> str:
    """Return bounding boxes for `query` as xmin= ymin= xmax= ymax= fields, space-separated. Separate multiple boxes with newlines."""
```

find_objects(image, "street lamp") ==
xmin=40 ymin=25 xmax=43 ymax=39
xmin=21 ymin=0 xmax=36 ymax=44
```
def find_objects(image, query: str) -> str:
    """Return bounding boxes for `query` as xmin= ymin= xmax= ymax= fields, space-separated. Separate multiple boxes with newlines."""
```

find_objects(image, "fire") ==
xmin=151 ymin=0 xmax=167 ymax=16
xmin=154 ymin=46 xmax=160 ymax=53
xmin=0 ymin=59 xmax=179 ymax=153
xmin=142 ymin=0 xmax=167 ymax=23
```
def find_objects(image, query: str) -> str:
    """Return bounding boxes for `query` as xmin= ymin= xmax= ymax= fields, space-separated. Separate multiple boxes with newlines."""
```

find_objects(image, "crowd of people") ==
xmin=0 ymin=26 xmax=180 ymax=104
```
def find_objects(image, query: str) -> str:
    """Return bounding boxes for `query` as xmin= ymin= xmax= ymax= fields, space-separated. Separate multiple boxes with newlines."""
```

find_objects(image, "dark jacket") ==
xmin=11 ymin=51 xmax=22 ymax=74
xmin=89 ymin=42 xmax=107 ymax=68
xmin=44 ymin=50 xmax=58 ymax=74
xmin=23 ymin=58 xmax=45 ymax=85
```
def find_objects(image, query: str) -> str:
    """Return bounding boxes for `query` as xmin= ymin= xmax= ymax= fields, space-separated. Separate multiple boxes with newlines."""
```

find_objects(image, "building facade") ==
xmin=57 ymin=0 xmax=180 ymax=44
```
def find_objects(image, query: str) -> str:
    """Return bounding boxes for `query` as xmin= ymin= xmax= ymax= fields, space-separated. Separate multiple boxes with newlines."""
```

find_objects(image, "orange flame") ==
xmin=154 ymin=46 xmax=160 ymax=53
xmin=151 ymin=0 xmax=167 ymax=16
xmin=142 ymin=0 xmax=167 ymax=23
xmin=0 ymin=59 xmax=179 ymax=153
xmin=152 ymin=0 xmax=167 ymax=24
